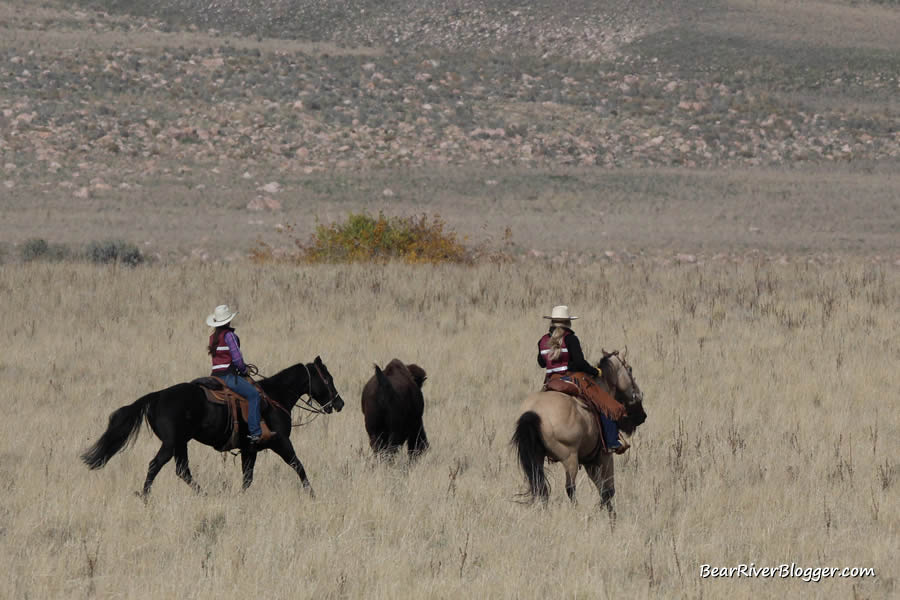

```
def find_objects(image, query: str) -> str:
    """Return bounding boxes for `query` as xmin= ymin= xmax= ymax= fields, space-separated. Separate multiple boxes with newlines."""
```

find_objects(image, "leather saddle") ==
xmin=191 ymin=376 xmax=277 ymax=451
xmin=542 ymin=372 xmax=625 ymax=458
xmin=543 ymin=375 xmax=581 ymax=397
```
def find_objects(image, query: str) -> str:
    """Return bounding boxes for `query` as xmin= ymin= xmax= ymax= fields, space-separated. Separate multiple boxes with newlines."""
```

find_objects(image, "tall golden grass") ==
xmin=1 ymin=260 xmax=896 ymax=598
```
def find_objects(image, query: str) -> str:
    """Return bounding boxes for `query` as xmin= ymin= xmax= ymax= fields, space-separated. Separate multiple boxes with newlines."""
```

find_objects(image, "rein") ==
xmin=247 ymin=362 xmax=334 ymax=427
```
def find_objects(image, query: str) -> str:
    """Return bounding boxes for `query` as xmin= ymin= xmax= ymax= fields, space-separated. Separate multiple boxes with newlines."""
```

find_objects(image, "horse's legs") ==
xmin=586 ymin=453 xmax=616 ymax=516
xmin=173 ymin=443 xmax=203 ymax=495
xmin=268 ymin=437 xmax=315 ymax=498
xmin=141 ymin=444 xmax=173 ymax=498
xmin=562 ymin=453 xmax=580 ymax=503
xmin=240 ymin=450 xmax=257 ymax=490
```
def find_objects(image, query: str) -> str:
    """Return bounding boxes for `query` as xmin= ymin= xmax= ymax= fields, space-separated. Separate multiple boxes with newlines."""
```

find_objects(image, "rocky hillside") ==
xmin=1 ymin=0 xmax=898 ymax=185
xmin=77 ymin=0 xmax=689 ymax=58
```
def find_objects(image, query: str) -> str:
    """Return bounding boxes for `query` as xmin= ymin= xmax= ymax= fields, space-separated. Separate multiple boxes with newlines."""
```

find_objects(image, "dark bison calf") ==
xmin=361 ymin=359 xmax=429 ymax=457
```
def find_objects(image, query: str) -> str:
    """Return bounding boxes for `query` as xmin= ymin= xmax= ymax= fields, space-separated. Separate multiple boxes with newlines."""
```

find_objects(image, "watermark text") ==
xmin=699 ymin=563 xmax=875 ymax=583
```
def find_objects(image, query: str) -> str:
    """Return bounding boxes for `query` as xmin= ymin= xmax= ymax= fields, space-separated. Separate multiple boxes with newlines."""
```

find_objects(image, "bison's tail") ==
xmin=81 ymin=392 xmax=154 ymax=469
xmin=373 ymin=364 xmax=396 ymax=408
xmin=511 ymin=411 xmax=550 ymax=503
xmin=374 ymin=364 xmax=408 ymax=438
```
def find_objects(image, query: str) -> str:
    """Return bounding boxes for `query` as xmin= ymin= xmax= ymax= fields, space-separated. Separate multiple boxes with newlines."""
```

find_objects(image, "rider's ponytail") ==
xmin=548 ymin=321 xmax=571 ymax=361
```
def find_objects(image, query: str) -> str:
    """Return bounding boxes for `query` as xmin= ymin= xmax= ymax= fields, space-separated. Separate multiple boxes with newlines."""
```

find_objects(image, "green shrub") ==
xmin=300 ymin=212 xmax=470 ymax=264
xmin=21 ymin=238 xmax=71 ymax=262
xmin=86 ymin=240 xmax=144 ymax=266
xmin=21 ymin=238 xmax=49 ymax=261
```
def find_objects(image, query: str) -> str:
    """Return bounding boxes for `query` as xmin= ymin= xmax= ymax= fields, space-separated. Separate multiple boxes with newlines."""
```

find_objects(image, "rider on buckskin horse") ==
xmin=207 ymin=304 xmax=266 ymax=445
xmin=537 ymin=305 xmax=628 ymax=454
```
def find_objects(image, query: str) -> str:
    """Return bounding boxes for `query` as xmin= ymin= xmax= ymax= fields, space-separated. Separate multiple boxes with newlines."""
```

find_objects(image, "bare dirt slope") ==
xmin=1 ymin=0 xmax=898 ymax=263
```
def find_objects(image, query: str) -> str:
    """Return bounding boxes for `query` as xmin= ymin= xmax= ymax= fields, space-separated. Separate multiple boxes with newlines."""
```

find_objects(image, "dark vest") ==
xmin=538 ymin=330 xmax=570 ymax=374
xmin=210 ymin=328 xmax=239 ymax=375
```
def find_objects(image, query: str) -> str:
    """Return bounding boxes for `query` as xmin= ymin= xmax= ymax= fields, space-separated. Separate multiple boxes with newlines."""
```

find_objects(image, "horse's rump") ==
xmin=523 ymin=390 xmax=608 ymax=461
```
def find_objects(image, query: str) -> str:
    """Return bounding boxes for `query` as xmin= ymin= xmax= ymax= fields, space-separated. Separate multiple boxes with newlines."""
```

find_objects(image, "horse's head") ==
xmin=309 ymin=355 xmax=344 ymax=414
xmin=598 ymin=348 xmax=647 ymax=435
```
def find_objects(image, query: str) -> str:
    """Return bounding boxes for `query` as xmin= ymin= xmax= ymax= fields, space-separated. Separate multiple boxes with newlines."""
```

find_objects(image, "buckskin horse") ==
xmin=81 ymin=356 xmax=344 ymax=498
xmin=512 ymin=351 xmax=647 ymax=510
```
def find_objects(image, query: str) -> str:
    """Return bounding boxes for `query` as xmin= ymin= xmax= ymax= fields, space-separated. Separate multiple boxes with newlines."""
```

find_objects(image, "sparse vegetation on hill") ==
xmin=1 ymin=0 xmax=898 ymax=261
xmin=73 ymin=0 xmax=685 ymax=57
xmin=2 ymin=0 xmax=897 ymax=181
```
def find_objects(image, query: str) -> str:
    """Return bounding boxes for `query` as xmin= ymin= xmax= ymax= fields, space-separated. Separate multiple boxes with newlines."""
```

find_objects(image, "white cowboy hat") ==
xmin=206 ymin=304 xmax=238 ymax=327
xmin=543 ymin=305 xmax=578 ymax=320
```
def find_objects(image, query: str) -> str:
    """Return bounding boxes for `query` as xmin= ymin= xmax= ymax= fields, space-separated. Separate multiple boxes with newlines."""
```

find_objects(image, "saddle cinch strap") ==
xmin=191 ymin=376 xmax=277 ymax=450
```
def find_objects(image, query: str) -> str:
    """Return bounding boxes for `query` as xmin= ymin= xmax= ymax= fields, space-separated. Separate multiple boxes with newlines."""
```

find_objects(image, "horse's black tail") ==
xmin=511 ymin=411 xmax=550 ymax=502
xmin=81 ymin=392 xmax=154 ymax=470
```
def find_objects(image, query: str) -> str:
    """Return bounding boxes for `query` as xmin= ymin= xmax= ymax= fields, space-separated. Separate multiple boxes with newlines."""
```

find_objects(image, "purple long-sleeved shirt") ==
xmin=223 ymin=330 xmax=247 ymax=374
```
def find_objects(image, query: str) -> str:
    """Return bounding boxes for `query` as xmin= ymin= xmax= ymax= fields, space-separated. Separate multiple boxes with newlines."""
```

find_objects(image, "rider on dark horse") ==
xmin=207 ymin=304 xmax=267 ymax=445
xmin=537 ymin=305 xmax=628 ymax=454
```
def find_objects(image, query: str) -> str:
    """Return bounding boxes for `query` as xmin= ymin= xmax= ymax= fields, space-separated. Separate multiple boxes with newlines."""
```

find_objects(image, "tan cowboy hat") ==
xmin=543 ymin=305 xmax=578 ymax=320
xmin=206 ymin=304 xmax=237 ymax=327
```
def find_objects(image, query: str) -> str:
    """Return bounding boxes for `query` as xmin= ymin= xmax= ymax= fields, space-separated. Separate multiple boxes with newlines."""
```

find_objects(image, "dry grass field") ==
xmin=1 ymin=261 xmax=897 ymax=599
xmin=2 ymin=0 xmax=899 ymax=597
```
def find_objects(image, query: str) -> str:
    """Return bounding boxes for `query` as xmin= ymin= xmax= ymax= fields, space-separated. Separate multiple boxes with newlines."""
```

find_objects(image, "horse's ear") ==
xmin=314 ymin=355 xmax=322 ymax=365
xmin=623 ymin=345 xmax=628 ymax=360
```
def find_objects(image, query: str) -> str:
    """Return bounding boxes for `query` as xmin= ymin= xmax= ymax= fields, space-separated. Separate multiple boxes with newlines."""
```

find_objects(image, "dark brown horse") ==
xmin=361 ymin=359 xmax=429 ymax=457
xmin=81 ymin=356 xmax=344 ymax=498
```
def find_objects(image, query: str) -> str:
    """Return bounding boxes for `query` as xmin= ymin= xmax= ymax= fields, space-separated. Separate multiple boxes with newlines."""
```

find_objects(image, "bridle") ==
xmin=247 ymin=362 xmax=337 ymax=421
xmin=601 ymin=350 xmax=641 ymax=406
xmin=296 ymin=361 xmax=338 ymax=415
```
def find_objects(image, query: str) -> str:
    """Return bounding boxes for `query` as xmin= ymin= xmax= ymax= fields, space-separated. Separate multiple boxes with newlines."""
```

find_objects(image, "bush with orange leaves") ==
xmin=252 ymin=212 xmax=473 ymax=264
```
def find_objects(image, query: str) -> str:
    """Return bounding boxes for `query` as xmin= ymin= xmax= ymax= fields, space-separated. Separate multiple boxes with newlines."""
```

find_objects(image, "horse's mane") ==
xmin=257 ymin=361 xmax=309 ymax=397
xmin=596 ymin=352 xmax=630 ymax=406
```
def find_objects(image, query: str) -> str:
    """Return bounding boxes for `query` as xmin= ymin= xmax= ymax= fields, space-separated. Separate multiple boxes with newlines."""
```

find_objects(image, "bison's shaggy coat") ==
xmin=361 ymin=359 xmax=429 ymax=457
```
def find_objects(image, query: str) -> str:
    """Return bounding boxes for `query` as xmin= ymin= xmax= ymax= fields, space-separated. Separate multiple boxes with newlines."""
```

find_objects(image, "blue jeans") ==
xmin=223 ymin=373 xmax=262 ymax=437
xmin=600 ymin=413 xmax=620 ymax=450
